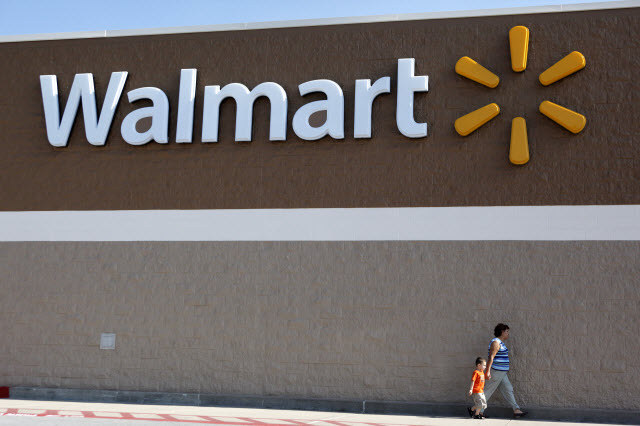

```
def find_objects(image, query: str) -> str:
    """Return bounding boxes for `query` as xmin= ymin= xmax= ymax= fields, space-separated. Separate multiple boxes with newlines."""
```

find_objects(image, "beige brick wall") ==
xmin=1 ymin=241 xmax=639 ymax=410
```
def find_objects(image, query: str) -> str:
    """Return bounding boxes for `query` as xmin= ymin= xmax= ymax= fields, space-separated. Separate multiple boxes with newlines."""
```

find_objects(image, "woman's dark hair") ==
xmin=494 ymin=323 xmax=510 ymax=337
xmin=475 ymin=357 xmax=486 ymax=366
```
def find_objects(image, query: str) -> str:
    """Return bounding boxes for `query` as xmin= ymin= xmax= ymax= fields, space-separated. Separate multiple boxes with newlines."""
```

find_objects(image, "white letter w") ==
xmin=40 ymin=72 xmax=128 ymax=147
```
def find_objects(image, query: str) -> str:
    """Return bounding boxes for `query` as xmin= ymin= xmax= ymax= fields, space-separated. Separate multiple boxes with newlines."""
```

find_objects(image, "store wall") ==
xmin=0 ymin=8 xmax=637 ymax=210
xmin=0 ymin=5 xmax=639 ymax=412
xmin=2 ymin=241 xmax=639 ymax=409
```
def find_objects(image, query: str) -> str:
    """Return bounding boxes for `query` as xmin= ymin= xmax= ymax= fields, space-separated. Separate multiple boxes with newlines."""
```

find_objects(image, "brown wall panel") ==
xmin=0 ymin=8 xmax=638 ymax=211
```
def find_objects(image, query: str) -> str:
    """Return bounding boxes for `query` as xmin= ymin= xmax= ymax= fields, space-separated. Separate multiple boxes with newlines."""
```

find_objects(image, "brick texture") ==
xmin=1 ymin=241 xmax=638 ymax=410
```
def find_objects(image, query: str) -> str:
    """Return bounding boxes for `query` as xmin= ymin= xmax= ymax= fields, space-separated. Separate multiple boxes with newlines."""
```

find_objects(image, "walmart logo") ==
xmin=454 ymin=26 xmax=586 ymax=165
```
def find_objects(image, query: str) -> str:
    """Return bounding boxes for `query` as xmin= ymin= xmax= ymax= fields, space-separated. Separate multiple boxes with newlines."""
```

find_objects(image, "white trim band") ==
xmin=1 ymin=1 xmax=638 ymax=43
xmin=0 ymin=205 xmax=638 ymax=241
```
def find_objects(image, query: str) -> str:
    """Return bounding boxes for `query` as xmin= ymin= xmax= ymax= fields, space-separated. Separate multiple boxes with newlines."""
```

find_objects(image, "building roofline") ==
xmin=0 ymin=1 xmax=638 ymax=43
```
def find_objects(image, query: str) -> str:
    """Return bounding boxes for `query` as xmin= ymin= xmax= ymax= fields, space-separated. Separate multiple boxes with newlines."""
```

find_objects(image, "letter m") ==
xmin=39 ymin=72 xmax=128 ymax=147
xmin=202 ymin=82 xmax=288 ymax=142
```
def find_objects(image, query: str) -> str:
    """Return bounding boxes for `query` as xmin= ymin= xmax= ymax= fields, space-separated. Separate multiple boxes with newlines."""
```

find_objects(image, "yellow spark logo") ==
xmin=454 ymin=26 xmax=586 ymax=165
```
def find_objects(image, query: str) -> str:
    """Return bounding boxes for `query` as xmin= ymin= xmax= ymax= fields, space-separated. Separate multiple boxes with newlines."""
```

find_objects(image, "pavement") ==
xmin=0 ymin=399 xmax=623 ymax=426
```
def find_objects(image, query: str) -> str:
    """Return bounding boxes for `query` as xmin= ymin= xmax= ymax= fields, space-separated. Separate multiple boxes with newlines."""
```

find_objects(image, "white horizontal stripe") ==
xmin=0 ymin=205 xmax=638 ymax=241
xmin=0 ymin=1 xmax=637 ymax=43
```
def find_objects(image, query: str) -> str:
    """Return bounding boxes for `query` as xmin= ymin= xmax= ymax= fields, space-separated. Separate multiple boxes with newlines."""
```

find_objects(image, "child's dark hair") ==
xmin=475 ymin=357 xmax=486 ymax=366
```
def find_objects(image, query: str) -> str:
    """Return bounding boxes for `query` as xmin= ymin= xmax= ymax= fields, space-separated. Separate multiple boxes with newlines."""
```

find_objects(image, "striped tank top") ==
xmin=489 ymin=337 xmax=509 ymax=371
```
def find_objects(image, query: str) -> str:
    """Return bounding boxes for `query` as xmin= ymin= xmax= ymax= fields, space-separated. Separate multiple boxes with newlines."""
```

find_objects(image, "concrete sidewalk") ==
xmin=0 ymin=398 xmax=635 ymax=426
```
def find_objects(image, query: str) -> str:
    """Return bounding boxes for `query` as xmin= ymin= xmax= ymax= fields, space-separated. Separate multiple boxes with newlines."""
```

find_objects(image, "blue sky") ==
xmin=0 ymin=0 xmax=618 ymax=36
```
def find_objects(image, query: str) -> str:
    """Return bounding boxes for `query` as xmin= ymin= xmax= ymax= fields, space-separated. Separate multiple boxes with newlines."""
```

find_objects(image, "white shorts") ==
xmin=472 ymin=392 xmax=487 ymax=409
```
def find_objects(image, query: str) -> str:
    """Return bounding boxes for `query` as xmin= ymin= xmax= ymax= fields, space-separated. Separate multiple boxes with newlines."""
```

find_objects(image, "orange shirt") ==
xmin=471 ymin=370 xmax=485 ymax=393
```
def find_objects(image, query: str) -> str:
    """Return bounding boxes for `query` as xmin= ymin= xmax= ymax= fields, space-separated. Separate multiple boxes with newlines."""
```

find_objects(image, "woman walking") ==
xmin=483 ymin=323 xmax=528 ymax=418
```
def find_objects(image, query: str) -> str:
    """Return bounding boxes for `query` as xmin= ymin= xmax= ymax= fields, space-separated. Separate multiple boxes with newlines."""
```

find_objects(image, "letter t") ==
xmin=396 ymin=58 xmax=428 ymax=138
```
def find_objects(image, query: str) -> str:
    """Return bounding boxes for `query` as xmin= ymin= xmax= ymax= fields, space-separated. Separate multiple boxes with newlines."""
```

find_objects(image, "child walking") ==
xmin=467 ymin=357 xmax=487 ymax=419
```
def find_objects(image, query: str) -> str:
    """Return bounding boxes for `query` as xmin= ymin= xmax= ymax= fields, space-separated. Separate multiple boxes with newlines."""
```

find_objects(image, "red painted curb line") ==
xmin=0 ymin=409 xmax=424 ymax=425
